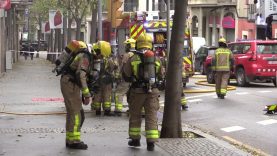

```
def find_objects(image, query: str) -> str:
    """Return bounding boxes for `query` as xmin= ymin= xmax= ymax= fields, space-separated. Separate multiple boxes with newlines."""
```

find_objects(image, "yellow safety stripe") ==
xmin=181 ymin=98 xmax=187 ymax=105
xmin=115 ymin=103 xmax=123 ymax=111
xmin=146 ymin=130 xmax=159 ymax=139
xmin=94 ymin=102 xmax=101 ymax=108
xmin=104 ymin=102 xmax=111 ymax=108
xmin=74 ymin=55 xmax=81 ymax=62
xmin=155 ymin=61 xmax=161 ymax=73
xmin=66 ymin=114 xmax=81 ymax=141
xmin=269 ymin=105 xmax=277 ymax=111
xmin=131 ymin=60 xmax=141 ymax=78
xmin=82 ymin=87 xmax=90 ymax=96
xmin=129 ymin=128 xmax=141 ymax=136
xmin=220 ymin=89 xmax=227 ymax=94
xmin=130 ymin=24 xmax=144 ymax=39
xmin=183 ymin=57 xmax=192 ymax=65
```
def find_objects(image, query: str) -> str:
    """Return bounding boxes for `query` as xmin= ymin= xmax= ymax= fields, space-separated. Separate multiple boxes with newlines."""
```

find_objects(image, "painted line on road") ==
xmin=222 ymin=136 xmax=270 ymax=156
xmin=235 ymin=92 xmax=249 ymax=95
xmin=256 ymin=119 xmax=277 ymax=125
xmin=257 ymin=90 xmax=272 ymax=93
xmin=220 ymin=126 xmax=246 ymax=132
xmin=188 ymin=99 xmax=202 ymax=103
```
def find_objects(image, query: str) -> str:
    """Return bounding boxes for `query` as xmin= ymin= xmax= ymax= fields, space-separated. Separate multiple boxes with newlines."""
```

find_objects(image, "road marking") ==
xmin=188 ymin=99 xmax=202 ymax=103
xmin=186 ymin=93 xmax=215 ymax=99
xmin=257 ymin=91 xmax=272 ymax=93
xmin=256 ymin=119 xmax=277 ymax=125
xmin=220 ymin=126 xmax=245 ymax=132
xmin=235 ymin=92 xmax=249 ymax=95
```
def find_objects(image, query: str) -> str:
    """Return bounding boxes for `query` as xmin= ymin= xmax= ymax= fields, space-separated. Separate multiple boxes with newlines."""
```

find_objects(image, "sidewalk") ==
xmin=0 ymin=54 xmax=249 ymax=156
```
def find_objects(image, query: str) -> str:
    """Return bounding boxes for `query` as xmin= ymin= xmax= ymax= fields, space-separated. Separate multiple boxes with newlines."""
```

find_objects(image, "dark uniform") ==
xmin=122 ymin=34 xmax=163 ymax=151
xmin=212 ymin=38 xmax=234 ymax=99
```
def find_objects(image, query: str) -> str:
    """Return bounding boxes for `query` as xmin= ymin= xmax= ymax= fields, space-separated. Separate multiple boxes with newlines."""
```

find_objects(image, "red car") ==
xmin=205 ymin=40 xmax=277 ymax=87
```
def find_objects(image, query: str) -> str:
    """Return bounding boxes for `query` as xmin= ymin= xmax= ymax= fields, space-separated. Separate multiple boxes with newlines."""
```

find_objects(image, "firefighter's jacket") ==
xmin=68 ymin=52 xmax=91 ymax=97
xmin=122 ymin=51 xmax=164 ymax=92
xmin=97 ymin=56 xmax=120 ymax=85
xmin=212 ymin=48 xmax=234 ymax=71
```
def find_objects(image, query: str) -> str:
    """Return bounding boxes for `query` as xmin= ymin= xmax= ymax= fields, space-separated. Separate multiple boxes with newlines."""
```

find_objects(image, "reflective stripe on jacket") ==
xmin=213 ymin=48 xmax=232 ymax=71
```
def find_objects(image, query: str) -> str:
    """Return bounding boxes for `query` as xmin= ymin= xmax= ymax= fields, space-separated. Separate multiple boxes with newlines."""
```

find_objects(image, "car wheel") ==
xmin=273 ymin=79 xmax=277 ymax=87
xmin=236 ymin=68 xmax=249 ymax=87
xmin=206 ymin=67 xmax=215 ymax=84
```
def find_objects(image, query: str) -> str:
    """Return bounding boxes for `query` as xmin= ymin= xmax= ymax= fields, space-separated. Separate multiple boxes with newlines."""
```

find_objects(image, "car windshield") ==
xmin=257 ymin=44 xmax=277 ymax=54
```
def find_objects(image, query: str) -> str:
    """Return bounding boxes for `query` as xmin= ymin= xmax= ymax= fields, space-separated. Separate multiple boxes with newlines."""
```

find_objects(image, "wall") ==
xmin=237 ymin=18 xmax=256 ymax=40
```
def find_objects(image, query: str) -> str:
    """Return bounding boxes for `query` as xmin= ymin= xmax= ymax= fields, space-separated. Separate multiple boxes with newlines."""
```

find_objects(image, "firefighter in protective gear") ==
xmin=122 ymin=33 xmax=164 ymax=151
xmin=91 ymin=41 xmax=119 ymax=116
xmin=60 ymin=41 xmax=92 ymax=150
xmin=212 ymin=37 xmax=234 ymax=99
xmin=181 ymin=64 xmax=188 ymax=110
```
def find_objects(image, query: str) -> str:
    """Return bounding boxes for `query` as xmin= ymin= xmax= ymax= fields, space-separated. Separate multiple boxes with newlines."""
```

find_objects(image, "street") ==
xmin=179 ymin=78 xmax=277 ymax=156
xmin=0 ymin=52 xmax=277 ymax=156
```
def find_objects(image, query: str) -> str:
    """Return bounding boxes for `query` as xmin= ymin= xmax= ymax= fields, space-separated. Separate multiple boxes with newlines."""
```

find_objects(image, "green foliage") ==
xmin=30 ymin=0 xmax=60 ymax=23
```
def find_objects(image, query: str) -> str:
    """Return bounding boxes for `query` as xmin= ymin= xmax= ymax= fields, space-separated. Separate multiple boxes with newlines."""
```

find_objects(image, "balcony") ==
xmin=217 ymin=0 xmax=237 ymax=5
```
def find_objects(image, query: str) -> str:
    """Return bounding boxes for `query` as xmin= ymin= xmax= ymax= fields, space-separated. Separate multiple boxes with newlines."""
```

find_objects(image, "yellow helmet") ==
xmin=98 ymin=41 xmax=111 ymax=58
xmin=218 ymin=37 xmax=227 ymax=44
xmin=65 ymin=40 xmax=80 ymax=53
xmin=136 ymin=33 xmax=153 ymax=50
xmin=77 ymin=41 xmax=88 ymax=51
xmin=124 ymin=38 xmax=136 ymax=48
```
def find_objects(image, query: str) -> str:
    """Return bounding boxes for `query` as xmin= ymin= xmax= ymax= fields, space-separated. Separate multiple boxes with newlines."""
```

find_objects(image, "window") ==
xmin=242 ymin=44 xmax=251 ymax=53
xmin=257 ymin=44 xmax=277 ymax=54
xmin=124 ymin=0 xmax=138 ymax=12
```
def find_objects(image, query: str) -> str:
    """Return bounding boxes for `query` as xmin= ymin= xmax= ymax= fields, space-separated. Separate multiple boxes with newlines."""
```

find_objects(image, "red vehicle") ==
xmin=205 ymin=40 xmax=277 ymax=87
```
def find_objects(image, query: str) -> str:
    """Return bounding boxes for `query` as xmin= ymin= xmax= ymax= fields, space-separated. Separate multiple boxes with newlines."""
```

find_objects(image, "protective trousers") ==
xmin=61 ymin=75 xmax=84 ymax=144
xmin=115 ymin=81 xmax=129 ymax=112
xmin=128 ymin=88 xmax=160 ymax=143
xmin=93 ymin=84 xmax=112 ymax=111
xmin=215 ymin=71 xmax=230 ymax=95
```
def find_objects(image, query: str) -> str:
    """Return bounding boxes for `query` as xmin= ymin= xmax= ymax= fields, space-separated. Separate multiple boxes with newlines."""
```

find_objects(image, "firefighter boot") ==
xmin=182 ymin=105 xmax=188 ymax=110
xmin=128 ymin=139 xmax=141 ymax=147
xmin=114 ymin=111 xmax=122 ymax=116
xmin=104 ymin=110 xmax=111 ymax=116
xmin=95 ymin=110 xmax=101 ymax=116
xmin=66 ymin=142 xmax=88 ymax=150
xmin=147 ymin=142 xmax=155 ymax=151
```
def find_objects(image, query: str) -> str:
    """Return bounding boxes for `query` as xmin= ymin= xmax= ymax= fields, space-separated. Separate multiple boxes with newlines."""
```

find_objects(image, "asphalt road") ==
xmin=177 ymin=78 xmax=277 ymax=156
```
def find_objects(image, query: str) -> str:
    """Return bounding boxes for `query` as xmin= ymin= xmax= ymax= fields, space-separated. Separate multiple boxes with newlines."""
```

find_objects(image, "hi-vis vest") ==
xmin=131 ymin=53 xmax=161 ymax=82
xmin=212 ymin=48 xmax=232 ymax=71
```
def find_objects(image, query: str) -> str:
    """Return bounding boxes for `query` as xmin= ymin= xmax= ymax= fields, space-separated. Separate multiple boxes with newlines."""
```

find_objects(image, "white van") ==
xmin=192 ymin=37 xmax=206 ymax=54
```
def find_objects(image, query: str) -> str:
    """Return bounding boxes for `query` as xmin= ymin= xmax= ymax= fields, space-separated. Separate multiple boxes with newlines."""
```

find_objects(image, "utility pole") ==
xmin=98 ymin=0 xmax=102 ymax=40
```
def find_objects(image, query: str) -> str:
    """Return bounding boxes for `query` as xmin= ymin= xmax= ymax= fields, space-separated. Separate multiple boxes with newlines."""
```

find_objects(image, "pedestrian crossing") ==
xmin=221 ymin=119 xmax=277 ymax=133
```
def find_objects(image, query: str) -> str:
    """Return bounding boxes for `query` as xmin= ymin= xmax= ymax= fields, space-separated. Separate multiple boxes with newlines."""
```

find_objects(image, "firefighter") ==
xmin=212 ymin=37 xmax=234 ymax=99
xmin=122 ymin=34 xmax=163 ymax=151
xmin=60 ymin=41 xmax=92 ymax=150
xmin=181 ymin=63 xmax=188 ymax=110
xmin=91 ymin=41 xmax=119 ymax=116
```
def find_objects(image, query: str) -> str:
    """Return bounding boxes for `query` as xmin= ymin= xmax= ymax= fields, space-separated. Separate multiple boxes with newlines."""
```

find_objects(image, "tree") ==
xmin=60 ymin=0 xmax=91 ymax=40
xmin=89 ymin=0 xmax=97 ymax=43
xmin=160 ymin=0 xmax=188 ymax=138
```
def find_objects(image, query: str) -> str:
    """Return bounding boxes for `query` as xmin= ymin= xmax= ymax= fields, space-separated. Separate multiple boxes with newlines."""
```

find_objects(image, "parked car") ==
xmin=204 ymin=40 xmax=277 ymax=87
xmin=194 ymin=45 xmax=217 ymax=75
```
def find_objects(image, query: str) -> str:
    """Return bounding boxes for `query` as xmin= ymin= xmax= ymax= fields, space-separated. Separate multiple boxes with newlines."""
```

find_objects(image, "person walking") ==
xmin=60 ymin=40 xmax=93 ymax=150
xmin=212 ymin=37 xmax=234 ymax=99
xmin=122 ymin=34 xmax=163 ymax=151
xmin=91 ymin=41 xmax=118 ymax=116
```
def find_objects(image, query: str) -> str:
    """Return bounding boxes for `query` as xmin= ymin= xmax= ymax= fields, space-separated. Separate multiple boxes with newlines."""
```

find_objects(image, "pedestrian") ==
xmin=91 ymin=41 xmax=118 ymax=116
xmin=22 ymin=45 xmax=29 ymax=60
xmin=29 ymin=45 xmax=35 ymax=60
xmin=212 ymin=37 xmax=234 ymax=99
xmin=60 ymin=40 xmax=93 ymax=150
xmin=122 ymin=34 xmax=163 ymax=151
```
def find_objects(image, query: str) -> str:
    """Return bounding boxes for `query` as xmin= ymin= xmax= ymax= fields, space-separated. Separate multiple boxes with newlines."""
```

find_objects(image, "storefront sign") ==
xmin=0 ymin=0 xmax=11 ymax=10
xmin=222 ymin=16 xmax=235 ymax=29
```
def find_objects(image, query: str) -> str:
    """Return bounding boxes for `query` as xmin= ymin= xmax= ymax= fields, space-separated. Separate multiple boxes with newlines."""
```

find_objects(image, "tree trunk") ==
xmin=90 ymin=4 xmax=97 ymax=43
xmin=37 ymin=18 xmax=42 ymax=58
xmin=76 ymin=18 xmax=81 ymax=40
xmin=160 ymin=0 xmax=188 ymax=138
xmin=67 ymin=15 xmax=72 ymax=43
